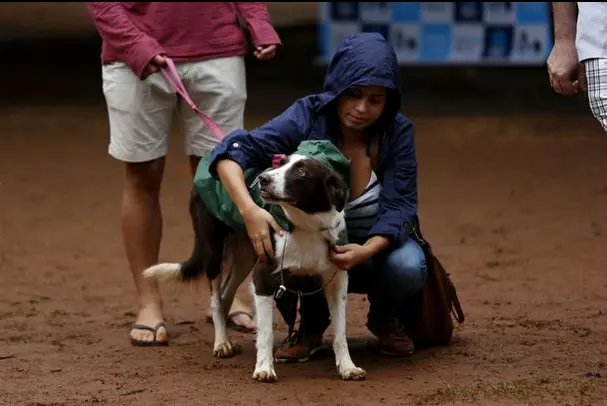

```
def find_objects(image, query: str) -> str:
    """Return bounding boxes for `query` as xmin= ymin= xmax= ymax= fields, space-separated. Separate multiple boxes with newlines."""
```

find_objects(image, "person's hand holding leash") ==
xmin=254 ymin=44 xmax=278 ymax=61
xmin=143 ymin=54 xmax=166 ymax=78
xmin=242 ymin=205 xmax=284 ymax=261
xmin=330 ymin=244 xmax=370 ymax=271
xmin=547 ymin=41 xmax=587 ymax=96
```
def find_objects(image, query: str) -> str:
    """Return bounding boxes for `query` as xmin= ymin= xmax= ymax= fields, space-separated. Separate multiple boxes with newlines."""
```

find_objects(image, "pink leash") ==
xmin=160 ymin=57 xmax=227 ymax=141
xmin=161 ymin=56 xmax=285 ymax=166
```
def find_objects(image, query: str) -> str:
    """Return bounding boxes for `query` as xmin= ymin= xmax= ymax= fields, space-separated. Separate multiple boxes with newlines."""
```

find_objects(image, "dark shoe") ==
xmin=274 ymin=330 xmax=326 ymax=363
xmin=366 ymin=316 xmax=414 ymax=357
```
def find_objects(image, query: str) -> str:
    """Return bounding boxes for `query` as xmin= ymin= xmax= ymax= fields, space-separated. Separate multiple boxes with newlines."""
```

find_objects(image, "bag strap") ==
xmin=447 ymin=273 xmax=465 ymax=323
xmin=160 ymin=57 xmax=227 ymax=141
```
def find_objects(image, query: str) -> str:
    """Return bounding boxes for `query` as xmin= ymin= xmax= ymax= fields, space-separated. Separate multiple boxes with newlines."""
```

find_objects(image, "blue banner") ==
xmin=318 ymin=2 xmax=553 ymax=65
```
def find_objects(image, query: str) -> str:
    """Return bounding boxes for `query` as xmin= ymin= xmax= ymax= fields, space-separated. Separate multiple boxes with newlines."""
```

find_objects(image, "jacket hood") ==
xmin=316 ymin=32 xmax=402 ymax=125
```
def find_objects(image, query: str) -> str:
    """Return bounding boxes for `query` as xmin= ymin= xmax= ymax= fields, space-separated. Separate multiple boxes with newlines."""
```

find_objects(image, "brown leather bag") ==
xmin=401 ymin=218 xmax=466 ymax=347
xmin=370 ymin=152 xmax=464 ymax=346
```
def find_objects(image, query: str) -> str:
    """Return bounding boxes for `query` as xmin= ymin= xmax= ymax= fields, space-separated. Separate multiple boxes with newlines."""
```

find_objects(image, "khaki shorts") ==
xmin=101 ymin=56 xmax=247 ymax=163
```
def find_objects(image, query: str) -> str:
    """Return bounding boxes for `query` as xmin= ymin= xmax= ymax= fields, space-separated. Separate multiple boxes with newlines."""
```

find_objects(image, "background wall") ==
xmin=0 ymin=2 xmax=319 ymax=40
xmin=0 ymin=1 xmax=589 ymax=115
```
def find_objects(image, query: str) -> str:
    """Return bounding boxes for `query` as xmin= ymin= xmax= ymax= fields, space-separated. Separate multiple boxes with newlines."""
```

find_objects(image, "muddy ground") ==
xmin=1 ymin=28 xmax=606 ymax=406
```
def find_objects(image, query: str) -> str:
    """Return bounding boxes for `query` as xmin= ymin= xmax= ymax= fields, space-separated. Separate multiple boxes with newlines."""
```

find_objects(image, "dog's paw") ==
xmin=340 ymin=366 xmax=367 ymax=381
xmin=252 ymin=367 xmax=278 ymax=383
xmin=213 ymin=341 xmax=239 ymax=358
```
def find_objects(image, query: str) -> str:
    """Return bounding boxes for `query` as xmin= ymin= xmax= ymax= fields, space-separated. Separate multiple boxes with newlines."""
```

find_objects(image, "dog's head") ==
xmin=258 ymin=154 xmax=348 ymax=214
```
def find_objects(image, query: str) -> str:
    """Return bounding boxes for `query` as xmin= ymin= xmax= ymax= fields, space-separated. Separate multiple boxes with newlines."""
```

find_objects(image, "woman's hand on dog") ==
xmin=242 ymin=205 xmax=284 ymax=261
xmin=330 ymin=244 xmax=370 ymax=270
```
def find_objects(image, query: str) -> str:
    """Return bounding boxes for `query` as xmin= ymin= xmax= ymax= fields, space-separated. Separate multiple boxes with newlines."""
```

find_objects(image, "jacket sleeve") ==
xmin=368 ymin=118 xmax=418 ymax=246
xmin=86 ymin=2 xmax=165 ymax=79
xmin=234 ymin=2 xmax=282 ymax=48
xmin=208 ymin=98 xmax=313 ymax=178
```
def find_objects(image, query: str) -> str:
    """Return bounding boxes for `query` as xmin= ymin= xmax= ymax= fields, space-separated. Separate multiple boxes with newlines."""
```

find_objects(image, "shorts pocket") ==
xmin=102 ymin=63 xmax=142 ymax=113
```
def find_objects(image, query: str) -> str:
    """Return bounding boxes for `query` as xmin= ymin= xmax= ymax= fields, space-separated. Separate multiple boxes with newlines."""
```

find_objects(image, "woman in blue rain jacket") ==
xmin=208 ymin=32 xmax=428 ymax=359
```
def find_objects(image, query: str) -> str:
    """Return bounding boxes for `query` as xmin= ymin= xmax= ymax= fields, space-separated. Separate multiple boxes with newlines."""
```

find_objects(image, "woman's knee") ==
xmin=381 ymin=239 xmax=427 ymax=296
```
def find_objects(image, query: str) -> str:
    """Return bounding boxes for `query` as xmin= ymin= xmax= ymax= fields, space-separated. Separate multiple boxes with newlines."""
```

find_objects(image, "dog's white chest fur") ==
xmin=273 ymin=229 xmax=337 ymax=276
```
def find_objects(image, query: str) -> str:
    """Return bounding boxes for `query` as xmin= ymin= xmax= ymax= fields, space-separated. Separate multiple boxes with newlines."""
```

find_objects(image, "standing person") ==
xmin=86 ymin=2 xmax=282 ymax=346
xmin=547 ymin=2 xmax=607 ymax=131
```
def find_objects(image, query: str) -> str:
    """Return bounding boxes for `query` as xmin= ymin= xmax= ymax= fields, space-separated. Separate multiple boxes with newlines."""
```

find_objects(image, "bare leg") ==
xmin=189 ymin=155 xmax=256 ymax=331
xmin=325 ymin=270 xmax=366 ymax=380
xmin=124 ymin=158 xmax=168 ymax=344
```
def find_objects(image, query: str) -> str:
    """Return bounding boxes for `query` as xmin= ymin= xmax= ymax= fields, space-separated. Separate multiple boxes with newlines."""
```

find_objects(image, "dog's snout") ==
xmin=259 ymin=173 xmax=272 ymax=188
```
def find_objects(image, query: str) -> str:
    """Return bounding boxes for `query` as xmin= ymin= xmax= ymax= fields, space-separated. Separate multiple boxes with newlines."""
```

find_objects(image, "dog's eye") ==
xmin=296 ymin=168 xmax=306 ymax=177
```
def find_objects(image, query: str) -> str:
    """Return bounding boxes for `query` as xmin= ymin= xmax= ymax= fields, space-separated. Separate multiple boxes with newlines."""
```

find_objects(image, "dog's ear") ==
xmin=324 ymin=173 xmax=348 ymax=212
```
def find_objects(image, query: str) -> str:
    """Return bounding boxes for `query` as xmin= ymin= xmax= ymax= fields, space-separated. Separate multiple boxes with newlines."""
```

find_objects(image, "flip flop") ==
xmin=130 ymin=322 xmax=169 ymax=347
xmin=205 ymin=310 xmax=256 ymax=334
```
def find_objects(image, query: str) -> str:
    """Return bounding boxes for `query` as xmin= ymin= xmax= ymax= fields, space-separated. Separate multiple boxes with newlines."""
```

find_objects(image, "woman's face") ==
xmin=337 ymin=85 xmax=387 ymax=133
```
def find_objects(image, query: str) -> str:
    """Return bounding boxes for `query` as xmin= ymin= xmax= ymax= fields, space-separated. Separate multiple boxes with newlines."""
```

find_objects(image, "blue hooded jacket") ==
xmin=208 ymin=32 xmax=418 ymax=247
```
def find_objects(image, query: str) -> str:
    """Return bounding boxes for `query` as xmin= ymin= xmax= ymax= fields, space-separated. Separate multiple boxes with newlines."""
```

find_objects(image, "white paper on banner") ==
xmin=450 ymin=24 xmax=484 ymax=62
xmin=509 ymin=25 xmax=548 ymax=63
xmin=390 ymin=24 xmax=421 ymax=61
xmin=421 ymin=2 xmax=454 ymax=23
xmin=483 ymin=2 xmax=517 ymax=24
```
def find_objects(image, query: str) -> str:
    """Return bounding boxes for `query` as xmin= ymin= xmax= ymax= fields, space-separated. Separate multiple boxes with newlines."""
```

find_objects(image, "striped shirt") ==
xmin=344 ymin=171 xmax=381 ymax=243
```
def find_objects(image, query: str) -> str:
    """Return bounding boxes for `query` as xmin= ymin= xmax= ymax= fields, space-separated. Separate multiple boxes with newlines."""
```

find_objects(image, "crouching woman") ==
xmin=206 ymin=32 xmax=464 ymax=363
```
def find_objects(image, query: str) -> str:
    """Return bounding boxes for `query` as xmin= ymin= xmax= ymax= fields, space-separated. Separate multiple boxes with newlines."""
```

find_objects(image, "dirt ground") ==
xmin=2 ymin=33 xmax=607 ymax=406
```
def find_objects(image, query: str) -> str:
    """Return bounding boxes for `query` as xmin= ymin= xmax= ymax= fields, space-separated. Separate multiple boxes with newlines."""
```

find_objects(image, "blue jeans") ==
xmin=275 ymin=237 xmax=428 ymax=336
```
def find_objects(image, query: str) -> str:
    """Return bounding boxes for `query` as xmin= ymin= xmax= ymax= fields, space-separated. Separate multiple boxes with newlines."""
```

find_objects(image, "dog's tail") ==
xmin=143 ymin=188 xmax=230 ymax=284
xmin=142 ymin=239 xmax=208 ymax=283
xmin=142 ymin=262 xmax=182 ymax=282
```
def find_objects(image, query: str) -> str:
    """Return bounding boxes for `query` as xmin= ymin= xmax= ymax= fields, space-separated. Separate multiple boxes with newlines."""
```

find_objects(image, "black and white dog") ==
xmin=142 ymin=153 xmax=366 ymax=382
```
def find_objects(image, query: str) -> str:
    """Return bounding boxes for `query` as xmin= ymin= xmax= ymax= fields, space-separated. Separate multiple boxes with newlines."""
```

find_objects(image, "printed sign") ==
xmin=318 ymin=2 xmax=553 ymax=65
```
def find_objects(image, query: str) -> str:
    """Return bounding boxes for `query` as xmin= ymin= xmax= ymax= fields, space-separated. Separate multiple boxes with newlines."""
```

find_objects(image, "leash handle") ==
xmin=160 ymin=57 xmax=227 ymax=141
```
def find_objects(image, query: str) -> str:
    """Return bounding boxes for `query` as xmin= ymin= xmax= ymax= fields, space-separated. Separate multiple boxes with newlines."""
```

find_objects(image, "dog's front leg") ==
xmin=252 ymin=293 xmax=276 ymax=382
xmin=325 ymin=270 xmax=366 ymax=381
xmin=251 ymin=260 xmax=279 ymax=383
xmin=210 ymin=275 xmax=237 ymax=358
